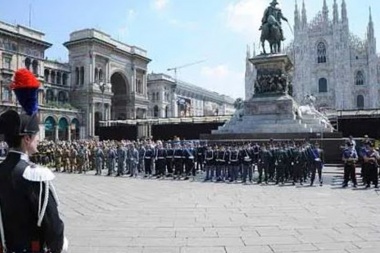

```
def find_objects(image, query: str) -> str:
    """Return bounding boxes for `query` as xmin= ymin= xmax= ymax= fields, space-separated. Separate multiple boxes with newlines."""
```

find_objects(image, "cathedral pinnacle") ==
xmin=367 ymin=7 xmax=374 ymax=40
xmin=294 ymin=0 xmax=300 ymax=31
xmin=341 ymin=0 xmax=347 ymax=22
xmin=322 ymin=0 xmax=329 ymax=22
xmin=301 ymin=0 xmax=307 ymax=28
xmin=333 ymin=0 xmax=339 ymax=24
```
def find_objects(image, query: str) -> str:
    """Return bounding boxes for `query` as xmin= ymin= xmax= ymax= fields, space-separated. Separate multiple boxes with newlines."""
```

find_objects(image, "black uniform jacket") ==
xmin=0 ymin=151 xmax=64 ymax=253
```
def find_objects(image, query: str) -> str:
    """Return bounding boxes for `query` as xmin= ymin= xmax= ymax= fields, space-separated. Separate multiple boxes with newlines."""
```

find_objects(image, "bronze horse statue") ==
xmin=260 ymin=21 xmax=282 ymax=54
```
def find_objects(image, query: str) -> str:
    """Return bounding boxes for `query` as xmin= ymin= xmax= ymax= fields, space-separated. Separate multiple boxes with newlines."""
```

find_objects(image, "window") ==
xmin=2 ymin=55 xmax=12 ymax=69
xmin=58 ymin=91 xmax=66 ymax=104
xmin=99 ymin=69 xmax=103 ymax=82
xmin=156 ymin=92 xmax=160 ymax=102
xmin=318 ymin=78 xmax=328 ymax=92
xmin=57 ymin=72 xmax=61 ymax=85
xmin=94 ymin=68 xmax=98 ymax=83
xmin=62 ymin=73 xmax=68 ymax=86
xmin=32 ymin=60 xmax=38 ymax=75
xmin=46 ymin=89 xmax=54 ymax=103
xmin=80 ymin=67 xmax=85 ymax=85
xmin=317 ymin=42 xmax=327 ymax=63
xmin=1 ymin=86 xmax=10 ymax=101
xmin=25 ymin=58 xmax=31 ymax=70
xmin=355 ymin=71 xmax=364 ymax=85
xmin=44 ymin=69 xmax=49 ymax=83
xmin=153 ymin=105 xmax=159 ymax=117
xmin=75 ymin=67 xmax=79 ymax=85
xmin=51 ymin=71 xmax=56 ymax=84
xmin=136 ymin=79 xmax=143 ymax=94
xmin=357 ymin=95 xmax=364 ymax=109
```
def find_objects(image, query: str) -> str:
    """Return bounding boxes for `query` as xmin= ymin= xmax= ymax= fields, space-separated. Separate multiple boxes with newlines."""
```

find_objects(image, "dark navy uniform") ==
xmin=0 ymin=151 xmax=65 ymax=253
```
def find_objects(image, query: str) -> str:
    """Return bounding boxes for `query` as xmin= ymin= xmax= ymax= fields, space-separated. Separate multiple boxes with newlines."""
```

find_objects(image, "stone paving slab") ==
xmin=53 ymin=169 xmax=380 ymax=253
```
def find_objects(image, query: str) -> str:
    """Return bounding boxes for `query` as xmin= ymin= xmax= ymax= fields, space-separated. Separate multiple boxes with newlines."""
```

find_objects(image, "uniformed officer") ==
xmin=363 ymin=142 xmax=379 ymax=188
xmin=342 ymin=141 xmax=358 ymax=188
xmin=0 ymin=68 xmax=68 ymax=252
xmin=155 ymin=141 xmax=167 ymax=178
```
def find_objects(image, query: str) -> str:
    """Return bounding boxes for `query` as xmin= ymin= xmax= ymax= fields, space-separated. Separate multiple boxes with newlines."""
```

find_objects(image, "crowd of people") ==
xmin=4 ymin=136 xmax=370 ymax=188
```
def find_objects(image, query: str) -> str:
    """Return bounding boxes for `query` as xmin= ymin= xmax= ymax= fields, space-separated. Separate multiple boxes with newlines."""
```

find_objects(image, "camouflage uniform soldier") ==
xmin=69 ymin=146 xmax=78 ymax=173
xmin=54 ymin=146 xmax=62 ymax=172
xmin=77 ymin=145 xmax=86 ymax=174
xmin=62 ymin=146 xmax=70 ymax=172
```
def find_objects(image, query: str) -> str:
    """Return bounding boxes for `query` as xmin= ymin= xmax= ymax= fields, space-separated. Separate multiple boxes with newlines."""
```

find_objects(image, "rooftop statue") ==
xmin=259 ymin=0 xmax=288 ymax=54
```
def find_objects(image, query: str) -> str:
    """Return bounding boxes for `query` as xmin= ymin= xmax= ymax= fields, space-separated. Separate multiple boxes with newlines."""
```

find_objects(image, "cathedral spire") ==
xmin=341 ymin=0 xmax=347 ymax=23
xmin=294 ymin=0 xmax=300 ymax=31
xmin=246 ymin=44 xmax=251 ymax=59
xmin=333 ymin=0 xmax=339 ymax=24
xmin=302 ymin=0 xmax=307 ymax=28
xmin=367 ymin=7 xmax=374 ymax=40
xmin=322 ymin=0 xmax=329 ymax=22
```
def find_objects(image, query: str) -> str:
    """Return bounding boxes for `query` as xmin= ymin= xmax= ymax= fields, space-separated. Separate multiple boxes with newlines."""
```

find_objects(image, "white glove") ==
xmin=62 ymin=237 xmax=69 ymax=252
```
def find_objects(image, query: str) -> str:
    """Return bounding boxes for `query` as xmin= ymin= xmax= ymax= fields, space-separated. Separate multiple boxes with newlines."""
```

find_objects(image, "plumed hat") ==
xmin=0 ymin=68 xmax=40 ymax=138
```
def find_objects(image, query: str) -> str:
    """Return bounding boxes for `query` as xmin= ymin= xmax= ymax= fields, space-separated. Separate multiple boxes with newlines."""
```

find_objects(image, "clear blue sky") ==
xmin=1 ymin=0 xmax=379 ymax=99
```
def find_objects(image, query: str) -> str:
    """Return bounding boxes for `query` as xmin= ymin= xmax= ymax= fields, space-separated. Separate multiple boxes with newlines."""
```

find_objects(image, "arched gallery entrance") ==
xmin=111 ymin=72 xmax=129 ymax=120
xmin=44 ymin=116 xmax=56 ymax=140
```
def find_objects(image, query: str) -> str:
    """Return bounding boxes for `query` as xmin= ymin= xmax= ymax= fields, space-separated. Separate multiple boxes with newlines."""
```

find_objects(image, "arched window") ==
xmin=357 ymin=95 xmax=364 ymax=109
xmin=355 ymin=71 xmax=364 ymax=85
xmin=25 ymin=58 xmax=31 ymax=70
xmin=25 ymin=58 xmax=32 ymax=70
xmin=44 ymin=69 xmax=49 ymax=83
xmin=75 ymin=67 xmax=79 ymax=85
xmin=318 ymin=78 xmax=328 ymax=93
xmin=153 ymin=105 xmax=159 ymax=117
xmin=32 ymin=60 xmax=38 ymax=75
xmin=317 ymin=42 xmax=327 ymax=63
xmin=80 ymin=67 xmax=85 ymax=85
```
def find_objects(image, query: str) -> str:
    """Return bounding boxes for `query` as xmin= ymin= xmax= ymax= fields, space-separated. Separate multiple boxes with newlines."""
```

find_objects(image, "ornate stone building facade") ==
xmin=0 ymin=21 xmax=82 ymax=141
xmin=64 ymin=29 xmax=151 ymax=138
xmin=246 ymin=0 xmax=380 ymax=111
xmin=0 ymin=20 xmax=235 ymax=140
xmin=148 ymin=73 xmax=235 ymax=118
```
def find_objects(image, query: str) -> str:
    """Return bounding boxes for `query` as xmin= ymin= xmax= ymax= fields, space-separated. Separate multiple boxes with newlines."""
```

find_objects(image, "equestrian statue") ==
xmin=259 ymin=0 xmax=289 ymax=54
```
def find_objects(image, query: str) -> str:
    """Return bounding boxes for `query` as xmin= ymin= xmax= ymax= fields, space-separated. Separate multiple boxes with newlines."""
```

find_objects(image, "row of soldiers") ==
xmin=31 ymin=138 xmax=380 ymax=188
xmin=31 ymin=139 xmax=326 ymax=186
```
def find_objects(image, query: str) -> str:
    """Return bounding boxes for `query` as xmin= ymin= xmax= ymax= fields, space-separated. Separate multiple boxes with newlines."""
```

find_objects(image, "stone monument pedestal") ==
xmin=210 ymin=53 xmax=336 ymax=138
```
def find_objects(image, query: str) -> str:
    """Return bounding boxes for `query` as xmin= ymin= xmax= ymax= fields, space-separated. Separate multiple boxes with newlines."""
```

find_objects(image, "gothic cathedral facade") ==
xmin=246 ymin=0 xmax=380 ymax=111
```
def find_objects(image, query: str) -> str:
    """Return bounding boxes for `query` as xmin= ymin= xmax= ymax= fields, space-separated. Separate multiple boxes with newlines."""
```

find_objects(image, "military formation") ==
xmin=0 ymin=136 xmax=376 ymax=188
xmin=23 ymin=138 xmax=327 ymax=186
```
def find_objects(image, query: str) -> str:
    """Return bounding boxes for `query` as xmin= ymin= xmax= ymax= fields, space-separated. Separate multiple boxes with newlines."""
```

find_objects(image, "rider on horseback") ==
xmin=259 ymin=0 xmax=288 ymax=41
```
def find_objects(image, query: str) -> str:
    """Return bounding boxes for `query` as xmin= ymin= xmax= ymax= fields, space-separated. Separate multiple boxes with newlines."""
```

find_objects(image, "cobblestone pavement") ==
xmin=55 ymin=168 xmax=380 ymax=253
